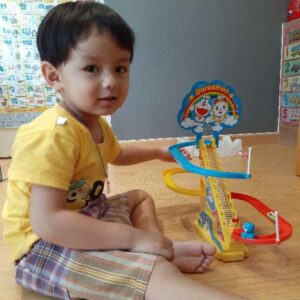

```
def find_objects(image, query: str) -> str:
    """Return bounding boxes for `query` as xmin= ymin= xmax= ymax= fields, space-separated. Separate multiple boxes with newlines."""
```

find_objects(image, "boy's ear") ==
xmin=40 ymin=61 xmax=63 ymax=92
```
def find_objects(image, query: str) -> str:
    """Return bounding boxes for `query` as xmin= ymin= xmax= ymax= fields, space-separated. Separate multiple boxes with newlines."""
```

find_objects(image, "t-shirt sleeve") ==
xmin=100 ymin=118 xmax=121 ymax=163
xmin=9 ymin=129 xmax=79 ymax=191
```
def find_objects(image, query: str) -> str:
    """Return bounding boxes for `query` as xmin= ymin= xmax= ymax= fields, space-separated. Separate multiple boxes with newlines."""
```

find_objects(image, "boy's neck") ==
xmin=59 ymin=101 xmax=104 ymax=143
xmin=59 ymin=101 xmax=100 ymax=129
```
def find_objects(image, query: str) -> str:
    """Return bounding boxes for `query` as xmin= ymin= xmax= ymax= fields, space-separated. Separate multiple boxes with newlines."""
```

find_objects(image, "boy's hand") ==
xmin=158 ymin=146 xmax=191 ymax=162
xmin=130 ymin=229 xmax=174 ymax=260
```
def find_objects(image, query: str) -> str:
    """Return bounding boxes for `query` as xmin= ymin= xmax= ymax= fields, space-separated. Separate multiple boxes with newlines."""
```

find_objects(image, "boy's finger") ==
xmin=180 ymin=148 xmax=192 ymax=160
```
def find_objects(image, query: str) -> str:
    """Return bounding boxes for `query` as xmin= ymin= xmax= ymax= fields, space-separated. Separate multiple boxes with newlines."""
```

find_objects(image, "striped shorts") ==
xmin=15 ymin=194 xmax=157 ymax=300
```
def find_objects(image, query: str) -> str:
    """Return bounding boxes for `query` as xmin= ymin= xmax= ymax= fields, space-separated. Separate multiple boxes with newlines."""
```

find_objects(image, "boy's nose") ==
xmin=101 ymin=71 xmax=117 ymax=89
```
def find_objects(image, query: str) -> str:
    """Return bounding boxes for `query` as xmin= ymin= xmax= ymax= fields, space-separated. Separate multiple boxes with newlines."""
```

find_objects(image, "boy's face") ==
xmin=55 ymin=28 xmax=131 ymax=119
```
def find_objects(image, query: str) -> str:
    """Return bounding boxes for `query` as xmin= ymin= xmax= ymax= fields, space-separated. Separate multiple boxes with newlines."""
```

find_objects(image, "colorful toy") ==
xmin=163 ymin=80 xmax=293 ymax=262
xmin=241 ymin=222 xmax=256 ymax=239
xmin=177 ymin=80 xmax=241 ymax=147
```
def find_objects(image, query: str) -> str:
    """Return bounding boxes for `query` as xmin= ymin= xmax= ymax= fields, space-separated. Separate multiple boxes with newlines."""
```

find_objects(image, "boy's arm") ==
xmin=111 ymin=144 xmax=174 ymax=165
xmin=30 ymin=184 xmax=173 ymax=259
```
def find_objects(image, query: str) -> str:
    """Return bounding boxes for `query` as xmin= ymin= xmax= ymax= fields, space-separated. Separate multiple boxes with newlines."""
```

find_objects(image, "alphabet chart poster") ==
xmin=0 ymin=1 xmax=69 ymax=129
xmin=280 ymin=20 xmax=300 ymax=126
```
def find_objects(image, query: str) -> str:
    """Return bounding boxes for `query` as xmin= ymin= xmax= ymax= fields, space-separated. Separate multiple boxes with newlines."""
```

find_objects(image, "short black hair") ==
xmin=37 ymin=1 xmax=135 ymax=67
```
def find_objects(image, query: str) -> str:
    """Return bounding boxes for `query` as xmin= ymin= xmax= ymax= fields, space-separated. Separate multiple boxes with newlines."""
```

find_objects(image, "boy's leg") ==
xmin=146 ymin=257 xmax=247 ymax=300
xmin=125 ymin=189 xmax=161 ymax=232
xmin=16 ymin=239 xmax=157 ymax=300
xmin=124 ymin=189 xmax=216 ymax=274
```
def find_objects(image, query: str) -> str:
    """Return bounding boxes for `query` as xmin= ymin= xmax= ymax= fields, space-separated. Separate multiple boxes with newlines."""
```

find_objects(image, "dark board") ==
xmin=106 ymin=0 xmax=290 ymax=139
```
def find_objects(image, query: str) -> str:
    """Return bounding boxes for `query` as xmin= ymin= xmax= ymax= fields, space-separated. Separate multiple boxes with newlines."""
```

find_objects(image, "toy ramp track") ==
xmin=163 ymin=138 xmax=293 ymax=262
xmin=195 ymin=140 xmax=249 ymax=261
xmin=168 ymin=140 xmax=251 ymax=179
xmin=231 ymin=192 xmax=293 ymax=244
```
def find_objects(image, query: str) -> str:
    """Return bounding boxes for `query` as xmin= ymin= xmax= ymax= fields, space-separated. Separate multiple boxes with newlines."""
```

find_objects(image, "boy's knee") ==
xmin=137 ymin=189 xmax=151 ymax=200
xmin=129 ymin=189 xmax=151 ymax=201
xmin=126 ymin=189 xmax=154 ymax=210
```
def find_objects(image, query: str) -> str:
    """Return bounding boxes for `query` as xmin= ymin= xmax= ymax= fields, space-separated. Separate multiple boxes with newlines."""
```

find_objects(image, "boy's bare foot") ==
xmin=172 ymin=240 xmax=216 ymax=273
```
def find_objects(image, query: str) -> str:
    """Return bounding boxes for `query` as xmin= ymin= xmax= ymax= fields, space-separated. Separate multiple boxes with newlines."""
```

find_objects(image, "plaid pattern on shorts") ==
xmin=16 ymin=194 xmax=157 ymax=300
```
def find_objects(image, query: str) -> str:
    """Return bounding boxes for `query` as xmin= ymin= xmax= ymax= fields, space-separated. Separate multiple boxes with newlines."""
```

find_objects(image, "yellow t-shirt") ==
xmin=2 ymin=104 xmax=120 ymax=260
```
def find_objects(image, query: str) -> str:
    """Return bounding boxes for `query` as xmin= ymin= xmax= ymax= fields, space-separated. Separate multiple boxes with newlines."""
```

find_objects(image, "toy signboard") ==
xmin=177 ymin=80 xmax=241 ymax=145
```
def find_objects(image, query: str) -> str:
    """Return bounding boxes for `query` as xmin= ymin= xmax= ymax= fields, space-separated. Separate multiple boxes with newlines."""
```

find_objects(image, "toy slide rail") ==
xmin=231 ymin=192 xmax=293 ymax=244
xmin=163 ymin=168 xmax=201 ymax=196
xmin=169 ymin=140 xmax=251 ymax=179
xmin=203 ymin=142 xmax=234 ymax=224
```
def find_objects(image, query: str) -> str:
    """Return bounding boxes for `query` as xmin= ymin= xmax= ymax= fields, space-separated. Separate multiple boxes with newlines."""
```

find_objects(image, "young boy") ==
xmin=2 ymin=2 xmax=246 ymax=299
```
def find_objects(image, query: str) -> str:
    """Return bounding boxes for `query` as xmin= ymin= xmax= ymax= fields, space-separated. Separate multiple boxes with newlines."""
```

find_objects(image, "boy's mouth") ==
xmin=99 ymin=96 xmax=117 ymax=101
xmin=98 ymin=97 xmax=118 ymax=108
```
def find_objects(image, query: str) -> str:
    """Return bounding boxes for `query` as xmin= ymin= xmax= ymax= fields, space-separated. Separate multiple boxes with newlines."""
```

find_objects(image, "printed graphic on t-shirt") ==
xmin=67 ymin=178 xmax=104 ymax=209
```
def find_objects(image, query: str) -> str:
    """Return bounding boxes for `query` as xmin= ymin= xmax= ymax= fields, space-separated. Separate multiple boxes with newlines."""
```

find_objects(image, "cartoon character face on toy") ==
xmin=194 ymin=95 xmax=212 ymax=122
xmin=179 ymin=95 xmax=212 ymax=135
xmin=177 ymin=80 xmax=241 ymax=146
xmin=212 ymin=96 xmax=229 ymax=120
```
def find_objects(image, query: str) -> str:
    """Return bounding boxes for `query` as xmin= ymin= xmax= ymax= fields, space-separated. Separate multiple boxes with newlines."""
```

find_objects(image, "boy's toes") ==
xmin=195 ymin=259 xmax=211 ymax=273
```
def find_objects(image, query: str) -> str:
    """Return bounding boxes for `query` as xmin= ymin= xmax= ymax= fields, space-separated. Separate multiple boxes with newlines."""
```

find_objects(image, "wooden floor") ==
xmin=1 ymin=139 xmax=300 ymax=299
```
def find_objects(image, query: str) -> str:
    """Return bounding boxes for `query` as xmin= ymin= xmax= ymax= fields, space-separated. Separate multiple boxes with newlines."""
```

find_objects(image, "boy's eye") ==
xmin=85 ymin=65 xmax=98 ymax=73
xmin=116 ymin=66 xmax=128 ymax=73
